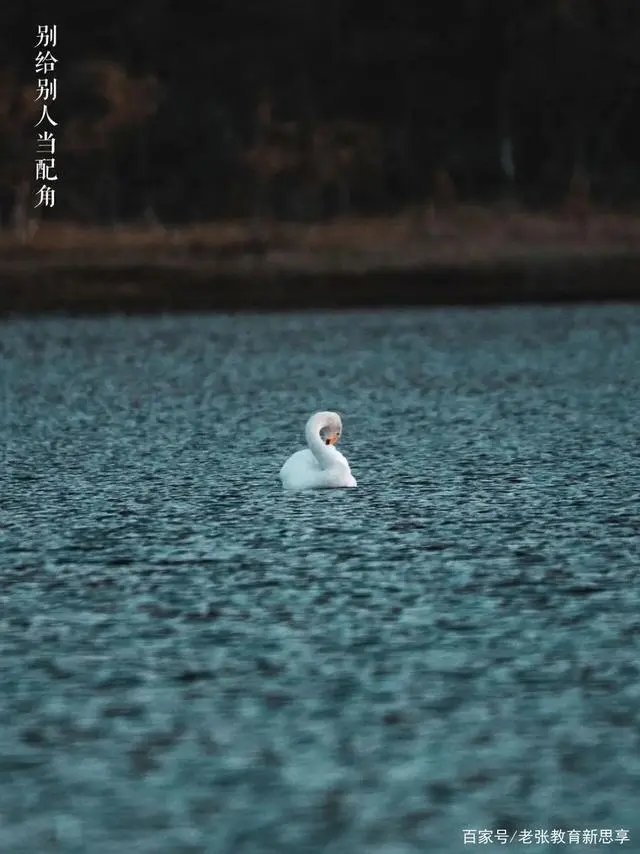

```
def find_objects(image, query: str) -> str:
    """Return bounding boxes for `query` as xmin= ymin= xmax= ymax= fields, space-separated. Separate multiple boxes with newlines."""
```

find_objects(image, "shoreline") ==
xmin=2 ymin=210 xmax=640 ymax=314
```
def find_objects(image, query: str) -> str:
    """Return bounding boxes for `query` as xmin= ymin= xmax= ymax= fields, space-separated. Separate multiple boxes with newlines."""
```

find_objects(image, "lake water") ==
xmin=1 ymin=305 xmax=639 ymax=853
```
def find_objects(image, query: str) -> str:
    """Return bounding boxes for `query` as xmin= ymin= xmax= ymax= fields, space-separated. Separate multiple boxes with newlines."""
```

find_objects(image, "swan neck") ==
xmin=305 ymin=417 xmax=335 ymax=468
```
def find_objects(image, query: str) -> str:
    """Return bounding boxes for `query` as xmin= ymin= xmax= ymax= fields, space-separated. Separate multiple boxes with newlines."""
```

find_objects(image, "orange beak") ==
xmin=327 ymin=433 xmax=340 ymax=446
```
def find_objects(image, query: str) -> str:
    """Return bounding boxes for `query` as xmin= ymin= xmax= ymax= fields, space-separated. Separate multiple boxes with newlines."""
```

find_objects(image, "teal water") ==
xmin=1 ymin=305 xmax=639 ymax=853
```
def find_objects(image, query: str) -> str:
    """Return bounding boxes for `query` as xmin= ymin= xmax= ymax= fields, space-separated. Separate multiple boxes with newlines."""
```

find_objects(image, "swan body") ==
xmin=279 ymin=411 xmax=357 ymax=491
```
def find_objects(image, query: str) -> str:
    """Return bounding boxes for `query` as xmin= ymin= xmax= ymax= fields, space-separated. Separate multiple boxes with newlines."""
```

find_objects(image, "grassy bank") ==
xmin=1 ymin=207 xmax=640 ymax=314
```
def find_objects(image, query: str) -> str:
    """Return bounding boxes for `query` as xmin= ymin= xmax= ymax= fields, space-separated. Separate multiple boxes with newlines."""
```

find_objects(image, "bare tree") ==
xmin=0 ymin=71 xmax=39 ymax=238
xmin=63 ymin=60 xmax=160 ymax=222
xmin=244 ymin=94 xmax=302 ymax=222
xmin=309 ymin=120 xmax=382 ymax=217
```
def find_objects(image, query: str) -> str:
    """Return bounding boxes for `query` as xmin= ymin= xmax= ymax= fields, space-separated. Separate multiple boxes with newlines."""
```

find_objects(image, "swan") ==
xmin=279 ymin=411 xmax=357 ymax=491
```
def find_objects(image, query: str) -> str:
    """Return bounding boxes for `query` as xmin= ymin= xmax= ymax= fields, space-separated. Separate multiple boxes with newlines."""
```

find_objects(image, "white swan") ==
xmin=279 ymin=411 xmax=357 ymax=491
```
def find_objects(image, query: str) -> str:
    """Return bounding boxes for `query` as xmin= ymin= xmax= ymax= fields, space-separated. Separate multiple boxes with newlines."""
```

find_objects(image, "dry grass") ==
xmin=1 ymin=205 xmax=640 ymax=274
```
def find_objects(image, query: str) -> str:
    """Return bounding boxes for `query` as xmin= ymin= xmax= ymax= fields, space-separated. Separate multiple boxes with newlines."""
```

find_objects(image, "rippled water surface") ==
xmin=1 ymin=305 xmax=640 ymax=853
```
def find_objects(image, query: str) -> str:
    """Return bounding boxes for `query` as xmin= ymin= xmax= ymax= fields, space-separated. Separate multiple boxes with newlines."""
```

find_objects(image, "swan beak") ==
xmin=327 ymin=433 xmax=340 ymax=445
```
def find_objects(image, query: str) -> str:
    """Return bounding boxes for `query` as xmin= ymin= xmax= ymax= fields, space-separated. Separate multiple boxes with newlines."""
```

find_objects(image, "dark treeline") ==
xmin=1 ymin=0 xmax=640 ymax=226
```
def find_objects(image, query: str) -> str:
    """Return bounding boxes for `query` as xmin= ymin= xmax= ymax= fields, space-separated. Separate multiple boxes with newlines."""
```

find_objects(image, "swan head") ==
xmin=307 ymin=411 xmax=343 ymax=446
